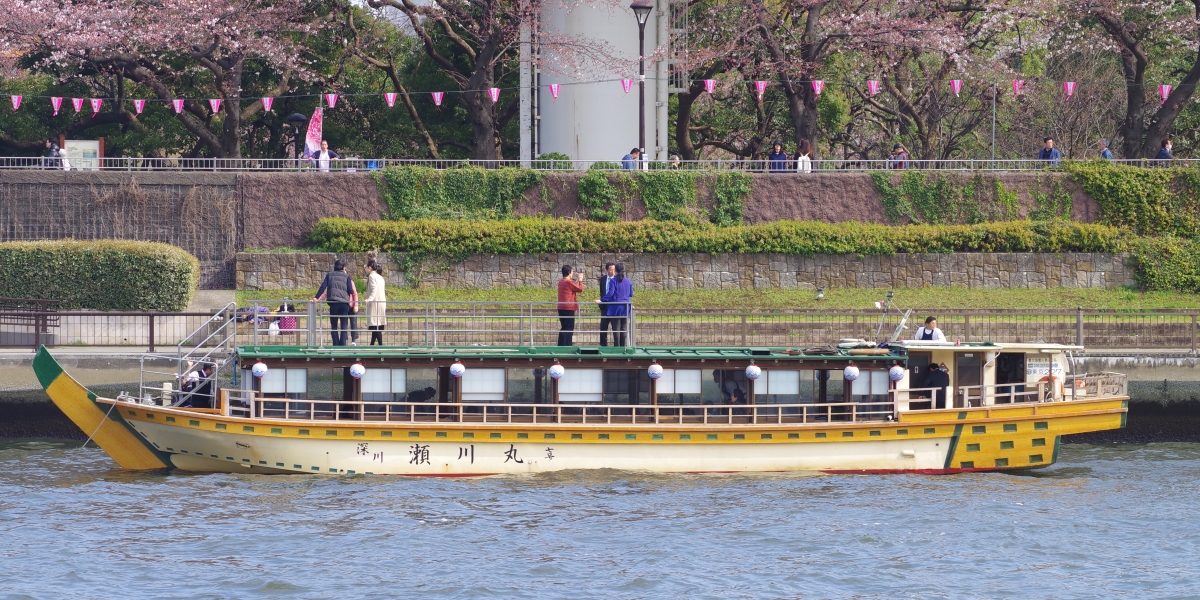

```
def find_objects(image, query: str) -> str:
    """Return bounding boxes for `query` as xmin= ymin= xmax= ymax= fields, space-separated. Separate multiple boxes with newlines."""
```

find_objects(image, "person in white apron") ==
xmin=915 ymin=316 xmax=946 ymax=341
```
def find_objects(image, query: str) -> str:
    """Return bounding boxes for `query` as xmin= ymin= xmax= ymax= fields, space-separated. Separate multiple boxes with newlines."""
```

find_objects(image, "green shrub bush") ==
xmin=1064 ymin=162 xmax=1200 ymax=236
xmin=310 ymin=217 xmax=1125 ymax=256
xmin=1129 ymin=237 xmax=1200 ymax=293
xmin=374 ymin=165 xmax=544 ymax=220
xmin=0 ymin=240 xmax=199 ymax=310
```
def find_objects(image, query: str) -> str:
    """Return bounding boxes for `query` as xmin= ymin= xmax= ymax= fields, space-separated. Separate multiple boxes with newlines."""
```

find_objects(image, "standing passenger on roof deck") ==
xmin=915 ymin=316 xmax=946 ymax=341
xmin=313 ymin=259 xmax=358 ymax=346
xmin=598 ymin=263 xmax=633 ymax=347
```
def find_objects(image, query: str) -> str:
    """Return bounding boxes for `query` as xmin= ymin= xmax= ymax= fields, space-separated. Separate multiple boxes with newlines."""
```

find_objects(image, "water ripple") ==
xmin=0 ymin=440 xmax=1198 ymax=598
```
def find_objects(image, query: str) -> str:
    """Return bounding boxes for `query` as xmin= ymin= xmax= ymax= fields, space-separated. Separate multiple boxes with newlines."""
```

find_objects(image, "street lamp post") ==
xmin=630 ymin=0 xmax=653 ymax=168
xmin=286 ymin=113 xmax=308 ymax=165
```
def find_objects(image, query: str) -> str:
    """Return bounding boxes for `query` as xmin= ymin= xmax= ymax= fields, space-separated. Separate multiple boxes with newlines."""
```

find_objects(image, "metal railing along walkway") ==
xmin=2 ymin=156 xmax=1192 ymax=173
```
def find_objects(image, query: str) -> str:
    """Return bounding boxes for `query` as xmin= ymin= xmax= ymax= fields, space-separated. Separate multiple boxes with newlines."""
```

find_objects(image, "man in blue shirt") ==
xmin=767 ymin=142 xmax=788 ymax=172
xmin=621 ymin=148 xmax=641 ymax=170
xmin=1038 ymin=137 xmax=1062 ymax=166
xmin=1099 ymin=139 xmax=1114 ymax=160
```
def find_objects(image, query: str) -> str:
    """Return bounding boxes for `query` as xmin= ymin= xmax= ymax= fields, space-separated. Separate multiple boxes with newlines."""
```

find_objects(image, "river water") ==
xmin=1 ymin=440 xmax=1197 ymax=598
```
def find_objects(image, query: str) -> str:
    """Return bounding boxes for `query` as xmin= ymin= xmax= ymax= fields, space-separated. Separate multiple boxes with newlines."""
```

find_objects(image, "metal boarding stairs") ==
xmin=135 ymin=303 xmax=237 ymax=408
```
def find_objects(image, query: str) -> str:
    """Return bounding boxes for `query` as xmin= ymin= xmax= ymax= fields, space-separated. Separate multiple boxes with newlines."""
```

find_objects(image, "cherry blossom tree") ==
xmin=0 ymin=0 xmax=319 ymax=158
xmin=1061 ymin=0 xmax=1200 ymax=158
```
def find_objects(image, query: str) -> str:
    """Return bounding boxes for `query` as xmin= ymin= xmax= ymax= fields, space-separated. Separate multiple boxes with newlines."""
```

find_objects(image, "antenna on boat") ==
xmin=873 ymin=290 xmax=914 ymax=344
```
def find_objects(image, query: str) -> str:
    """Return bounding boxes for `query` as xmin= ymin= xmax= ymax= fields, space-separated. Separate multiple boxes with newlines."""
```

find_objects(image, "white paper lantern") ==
xmin=889 ymin=365 xmax=906 ymax=382
xmin=449 ymin=361 xmax=466 ymax=378
xmin=745 ymin=364 xmax=762 ymax=380
xmin=548 ymin=364 xmax=565 ymax=380
xmin=251 ymin=361 xmax=268 ymax=378
xmin=349 ymin=363 xmax=366 ymax=379
xmin=647 ymin=363 xmax=664 ymax=380
xmin=844 ymin=365 xmax=860 ymax=381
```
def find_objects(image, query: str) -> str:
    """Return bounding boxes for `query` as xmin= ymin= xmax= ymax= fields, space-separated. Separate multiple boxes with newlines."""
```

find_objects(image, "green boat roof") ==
xmin=237 ymin=345 xmax=906 ymax=362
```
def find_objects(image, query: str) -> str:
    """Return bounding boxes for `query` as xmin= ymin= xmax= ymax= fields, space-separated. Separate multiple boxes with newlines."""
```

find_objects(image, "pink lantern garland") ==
xmin=432 ymin=92 xmax=444 ymax=107
xmin=867 ymin=80 xmax=881 ymax=97
xmin=489 ymin=87 xmax=500 ymax=104
xmin=621 ymin=79 xmax=633 ymax=94
xmin=261 ymin=97 xmax=274 ymax=111
xmin=10 ymin=95 xmax=20 ymax=111
xmin=704 ymin=79 xmax=716 ymax=94
xmin=209 ymin=99 xmax=222 ymax=113
xmin=50 ymin=97 xmax=63 ymax=116
xmin=950 ymin=80 xmax=963 ymax=97
xmin=172 ymin=99 xmax=184 ymax=113
xmin=72 ymin=98 xmax=84 ymax=113
xmin=89 ymin=98 xmax=102 ymax=117
xmin=384 ymin=92 xmax=397 ymax=107
xmin=811 ymin=80 xmax=824 ymax=96
xmin=325 ymin=93 xmax=338 ymax=108
xmin=133 ymin=99 xmax=146 ymax=114
xmin=1063 ymin=81 xmax=1076 ymax=100
xmin=1160 ymin=84 xmax=1172 ymax=105
xmin=548 ymin=84 xmax=560 ymax=103
xmin=755 ymin=80 xmax=767 ymax=100
xmin=1011 ymin=79 xmax=1025 ymax=97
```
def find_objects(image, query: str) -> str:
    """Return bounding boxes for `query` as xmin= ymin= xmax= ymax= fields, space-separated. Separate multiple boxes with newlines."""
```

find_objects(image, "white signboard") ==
xmin=63 ymin=139 xmax=100 ymax=171
xmin=1026 ymin=357 xmax=1063 ymax=378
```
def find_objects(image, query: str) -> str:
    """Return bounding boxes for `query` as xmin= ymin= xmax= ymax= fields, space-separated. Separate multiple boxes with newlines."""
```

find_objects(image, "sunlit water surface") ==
xmin=1 ymin=440 xmax=1197 ymax=598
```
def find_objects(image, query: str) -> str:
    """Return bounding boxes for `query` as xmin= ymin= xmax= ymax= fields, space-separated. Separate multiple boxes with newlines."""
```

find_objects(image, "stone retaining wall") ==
xmin=237 ymin=251 xmax=1134 ymax=290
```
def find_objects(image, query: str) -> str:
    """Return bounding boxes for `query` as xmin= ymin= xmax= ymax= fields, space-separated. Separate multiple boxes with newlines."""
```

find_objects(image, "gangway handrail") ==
xmin=140 ymin=302 xmax=238 ymax=407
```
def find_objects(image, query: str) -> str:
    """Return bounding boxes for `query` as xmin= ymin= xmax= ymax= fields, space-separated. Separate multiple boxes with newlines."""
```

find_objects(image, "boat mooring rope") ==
xmin=81 ymin=396 xmax=121 ymax=450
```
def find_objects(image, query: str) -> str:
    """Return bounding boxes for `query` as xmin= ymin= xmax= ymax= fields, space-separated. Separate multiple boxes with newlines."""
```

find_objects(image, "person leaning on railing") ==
xmin=313 ymin=259 xmax=358 ymax=346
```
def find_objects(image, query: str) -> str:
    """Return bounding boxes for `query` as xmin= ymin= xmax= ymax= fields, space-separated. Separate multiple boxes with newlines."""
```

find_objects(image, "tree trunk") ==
xmin=465 ymin=37 xmax=501 ymax=160
xmin=675 ymin=83 xmax=704 ymax=160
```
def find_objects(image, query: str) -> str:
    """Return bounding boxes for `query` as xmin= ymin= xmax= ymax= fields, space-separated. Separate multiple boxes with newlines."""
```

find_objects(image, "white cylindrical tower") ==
xmin=537 ymin=2 xmax=661 ymax=163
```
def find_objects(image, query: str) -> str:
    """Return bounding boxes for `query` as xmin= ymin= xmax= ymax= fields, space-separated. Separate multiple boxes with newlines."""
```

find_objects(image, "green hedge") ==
xmin=374 ymin=165 xmax=544 ymax=220
xmin=310 ymin=217 xmax=1124 ymax=256
xmin=0 ymin=240 xmax=199 ymax=311
xmin=1129 ymin=237 xmax=1200 ymax=292
xmin=1064 ymin=162 xmax=1200 ymax=236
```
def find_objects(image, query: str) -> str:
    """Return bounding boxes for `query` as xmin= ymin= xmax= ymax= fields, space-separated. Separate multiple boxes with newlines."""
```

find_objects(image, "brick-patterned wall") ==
xmin=237 ymin=251 xmax=1134 ymax=291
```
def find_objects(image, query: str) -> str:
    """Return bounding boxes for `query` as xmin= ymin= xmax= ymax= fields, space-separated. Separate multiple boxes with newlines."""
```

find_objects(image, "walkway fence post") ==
xmin=1076 ymin=307 xmax=1084 ymax=347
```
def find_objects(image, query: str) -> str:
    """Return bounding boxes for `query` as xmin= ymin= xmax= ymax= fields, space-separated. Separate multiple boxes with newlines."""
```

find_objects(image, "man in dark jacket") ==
xmin=925 ymin=363 xmax=951 ymax=409
xmin=1156 ymin=138 xmax=1174 ymax=165
xmin=767 ymin=142 xmax=788 ymax=172
xmin=1038 ymin=137 xmax=1062 ymax=166
xmin=314 ymin=259 xmax=358 ymax=346
xmin=597 ymin=262 xmax=616 ymax=346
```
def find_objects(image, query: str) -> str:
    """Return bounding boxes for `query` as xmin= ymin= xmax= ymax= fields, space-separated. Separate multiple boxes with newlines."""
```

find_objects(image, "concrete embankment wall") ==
xmin=237 ymin=251 xmax=1135 ymax=291
xmin=1 ymin=171 xmax=1100 ymax=290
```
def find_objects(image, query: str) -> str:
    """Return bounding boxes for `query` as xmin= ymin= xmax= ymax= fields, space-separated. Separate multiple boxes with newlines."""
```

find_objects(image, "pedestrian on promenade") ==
xmin=889 ymin=143 xmax=909 ymax=170
xmin=557 ymin=264 xmax=586 ymax=346
xmin=796 ymin=139 xmax=813 ymax=173
xmin=310 ymin=140 xmax=340 ymax=172
xmin=915 ymin=316 xmax=947 ymax=341
xmin=1155 ymin=138 xmax=1174 ymax=166
xmin=597 ymin=262 xmax=616 ymax=346
xmin=768 ymin=142 xmax=788 ymax=173
xmin=621 ymin=148 xmax=641 ymax=170
xmin=313 ymin=259 xmax=358 ymax=346
xmin=599 ymin=262 xmax=633 ymax=347
xmin=1099 ymin=139 xmax=1114 ymax=161
xmin=365 ymin=259 xmax=387 ymax=346
xmin=1039 ymin=137 xmax=1062 ymax=167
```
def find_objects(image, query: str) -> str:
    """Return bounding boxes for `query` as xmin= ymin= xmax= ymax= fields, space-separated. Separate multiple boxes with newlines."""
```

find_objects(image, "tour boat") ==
xmin=34 ymin=332 xmax=1128 ymax=475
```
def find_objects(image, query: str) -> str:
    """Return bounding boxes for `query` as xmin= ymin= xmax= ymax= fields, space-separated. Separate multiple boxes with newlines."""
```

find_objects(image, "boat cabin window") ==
xmin=558 ymin=368 xmax=603 ymax=402
xmin=655 ymin=369 xmax=702 ymax=405
xmin=461 ymin=368 xmax=506 ymax=403
xmin=850 ymin=370 xmax=889 ymax=403
xmin=703 ymin=369 xmax=749 ymax=405
xmin=506 ymin=368 xmax=550 ymax=404
xmin=361 ymin=368 xmax=407 ymax=402
xmin=761 ymin=369 xmax=802 ymax=404
xmin=259 ymin=367 xmax=307 ymax=399
xmin=603 ymin=369 xmax=650 ymax=405
xmin=402 ymin=368 xmax=438 ymax=403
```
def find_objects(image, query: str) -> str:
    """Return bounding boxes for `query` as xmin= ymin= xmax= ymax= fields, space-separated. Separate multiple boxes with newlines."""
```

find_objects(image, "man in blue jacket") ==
xmin=596 ymin=263 xmax=616 ymax=346
xmin=1038 ymin=137 xmax=1062 ymax=166
xmin=1098 ymin=139 xmax=1114 ymax=161
xmin=767 ymin=142 xmax=788 ymax=172
xmin=621 ymin=148 xmax=641 ymax=170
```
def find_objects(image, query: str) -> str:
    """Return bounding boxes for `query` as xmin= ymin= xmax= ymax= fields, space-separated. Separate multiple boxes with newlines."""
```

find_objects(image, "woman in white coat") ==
xmin=365 ymin=260 xmax=388 ymax=345
xmin=796 ymin=138 xmax=813 ymax=173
